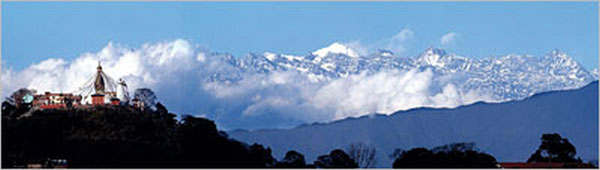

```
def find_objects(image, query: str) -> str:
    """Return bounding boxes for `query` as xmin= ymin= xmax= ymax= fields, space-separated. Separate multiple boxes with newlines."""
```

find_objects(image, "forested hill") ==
xmin=229 ymin=81 xmax=599 ymax=167
xmin=1 ymin=104 xmax=276 ymax=168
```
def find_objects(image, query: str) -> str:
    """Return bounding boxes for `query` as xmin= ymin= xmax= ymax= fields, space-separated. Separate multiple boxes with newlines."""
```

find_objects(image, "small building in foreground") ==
xmin=32 ymin=92 xmax=82 ymax=109
xmin=498 ymin=162 xmax=595 ymax=168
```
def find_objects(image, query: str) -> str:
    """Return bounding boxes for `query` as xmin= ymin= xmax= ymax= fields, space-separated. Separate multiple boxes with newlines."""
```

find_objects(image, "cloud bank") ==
xmin=440 ymin=32 xmax=458 ymax=45
xmin=2 ymin=39 xmax=496 ymax=130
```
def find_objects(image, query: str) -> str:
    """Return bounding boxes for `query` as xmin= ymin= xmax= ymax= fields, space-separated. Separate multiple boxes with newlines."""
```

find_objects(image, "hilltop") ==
xmin=1 ymin=104 xmax=276 ymax=168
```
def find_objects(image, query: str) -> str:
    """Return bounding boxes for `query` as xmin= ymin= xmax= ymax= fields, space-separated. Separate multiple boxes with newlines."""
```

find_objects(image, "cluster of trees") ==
xmin=1 ymin=87 xmax=590 ymax=168
xmin=2 ymin=101 xmax=273 ymax=168
xmin=2 ymin=97 xmax=363 ymax=168
xmin=274 ymin=142 xmax=375 ymax=168
xmin=527 ymin=133 xmax=582 ymax=163
xmin=388 ymin=133 xmax=589 ymax=168
xmin=390 ymin=143 xmax=498 ymax=168
xmin=272 ymin=149 xmax=358 ymax=168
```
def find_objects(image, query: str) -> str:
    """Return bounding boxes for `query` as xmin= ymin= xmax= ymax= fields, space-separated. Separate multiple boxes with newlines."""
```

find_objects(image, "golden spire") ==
xmin=95 ymin=61 xmax=105 ymax=94
xmin=96 ymin=61 xmax=102 ymax=72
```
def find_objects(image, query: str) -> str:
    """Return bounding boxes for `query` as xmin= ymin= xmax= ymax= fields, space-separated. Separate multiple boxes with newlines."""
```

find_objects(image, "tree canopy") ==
xmin=314 ymin=149 xmax=359 ymax=168
xmin=133 ymin=88 xmax=157 ymax=110
xmin=392 ymin=143 xmax=498 ymax=168
xmin=2 ymin=103 xmax=274 ymax=168
xmin=527 ymin=133 xmax=580 ymax=163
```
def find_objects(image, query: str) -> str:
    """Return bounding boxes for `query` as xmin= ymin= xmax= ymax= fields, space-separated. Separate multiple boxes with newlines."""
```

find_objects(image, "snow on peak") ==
xmin=263 ymin=52 xmax=277 ymax=61
xmin=543 ymin=49 xmax=580 ymax=69
xmin=377 ymin=49 xmax=394 ymax=57
xmin=424 ymin=47 xmax=447 ymax=56
xmin=417 ymin=47 xmax=449 ymax=67
xmin=551 ymin=49 xmax=563 ymax=56
xmin=207 ymin=47 xmax=595 ymax=103
xmin=312 ymin=42 xmax=360 ymax=61
xmin=549 ymin=49 xmax=568 ymax=58
xmin=546 ymin=49 xmax=578 ymax=62
xmin=592 ymin=68 xmax=599 ymax=79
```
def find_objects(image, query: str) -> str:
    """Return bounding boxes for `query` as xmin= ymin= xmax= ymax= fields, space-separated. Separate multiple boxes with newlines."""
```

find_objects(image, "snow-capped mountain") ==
xmin=312 ymin=42 xmax=360 ymax=61
xmin=202 ymin=45 xmax=596 ymax=102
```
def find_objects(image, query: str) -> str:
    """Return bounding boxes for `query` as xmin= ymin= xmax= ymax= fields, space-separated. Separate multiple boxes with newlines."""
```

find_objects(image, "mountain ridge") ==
xmin=230 ymin=81 xmax=597 ymax=133
xmin=229 ymin=81 xmax=598 ymax=167
xmin=205 ymin=46 xmax=596 ymax=104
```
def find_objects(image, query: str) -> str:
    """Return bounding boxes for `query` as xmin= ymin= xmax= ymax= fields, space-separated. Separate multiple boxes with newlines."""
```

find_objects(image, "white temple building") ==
xmin=76 ymin=62 xmax=130 ymax=105
xmin=117 ymin=78 xmax=130 ymax=105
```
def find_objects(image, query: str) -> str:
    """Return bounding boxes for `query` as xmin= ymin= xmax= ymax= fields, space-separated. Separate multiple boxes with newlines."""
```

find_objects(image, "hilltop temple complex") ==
xmin=15 ymin=62 xmax=132 ymax=109
xmin=76 ymin=62 xmax=129 ymax=106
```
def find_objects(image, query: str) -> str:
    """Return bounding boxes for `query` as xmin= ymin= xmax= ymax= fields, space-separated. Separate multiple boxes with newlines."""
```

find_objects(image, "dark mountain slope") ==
xmin=230 ymin=81 xmax=599 ymax=167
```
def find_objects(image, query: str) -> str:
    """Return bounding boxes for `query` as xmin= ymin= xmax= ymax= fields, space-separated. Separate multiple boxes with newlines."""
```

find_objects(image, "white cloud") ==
xmin=2 ymin=39 xmax=198 ymax=100
xmin=386 ymin=28 xmax=414 ymax=54
xmin=391 ymin=28 xmax=414 ymax=42
xmin=441 ymin=32 xmax=458 ymax=45
xmin=202 ymin=67 xmax=496 ymax=122
xmin=2 ymin=39 xmax=496 ymax=130
xmin=343 ymin=40 xmax=370 ymax=57
xmin=308 ymin=68 xmax=494 ymax=120
xmin=308 ymin=28 xmax=414 ymax=58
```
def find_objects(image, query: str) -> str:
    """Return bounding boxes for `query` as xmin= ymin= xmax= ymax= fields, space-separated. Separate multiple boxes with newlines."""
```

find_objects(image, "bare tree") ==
xmin=389 ymin=148 xmax=405 ymax=160
xmin=346 ymin=142 xmax=376 ymax=168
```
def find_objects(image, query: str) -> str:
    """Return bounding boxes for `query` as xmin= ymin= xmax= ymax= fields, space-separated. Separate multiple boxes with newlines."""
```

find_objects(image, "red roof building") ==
xmin=33 ymin=92 xmax=81 ymax=109
xmin=499 ymin=162 xmax=595 ymax=168
xmin=91 ymin=94 xmax=105 ymax=105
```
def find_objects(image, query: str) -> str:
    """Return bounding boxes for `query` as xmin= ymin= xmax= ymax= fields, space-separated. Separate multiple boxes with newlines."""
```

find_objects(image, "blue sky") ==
xmin=3 ymin=2 xmax=598 ymax=70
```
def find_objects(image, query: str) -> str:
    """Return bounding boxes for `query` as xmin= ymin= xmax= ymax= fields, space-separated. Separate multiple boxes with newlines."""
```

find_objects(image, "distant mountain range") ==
xmin=229 ymin=81 xmax=598 ymax=167
xmin=203 ymin=43 xmax=596 ymax=102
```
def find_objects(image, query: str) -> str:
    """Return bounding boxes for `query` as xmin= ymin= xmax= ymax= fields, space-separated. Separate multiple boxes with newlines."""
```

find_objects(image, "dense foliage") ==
xmin=274 ymin=150 xmax=307 ymax=168
xmin=133 ymin=88 xmax=157 ymax=109
xmin=314 ymin=149 xmax=359 ymax=168
xmin=5 ymin=97 xmax=586 ymax=168
xmin=392 ymin=143 xmax=498 ymax=168
xmin=527 ymin=133 xmax=581 ymax=163
xmin=1 ymin=102 xmax=275 ymax=168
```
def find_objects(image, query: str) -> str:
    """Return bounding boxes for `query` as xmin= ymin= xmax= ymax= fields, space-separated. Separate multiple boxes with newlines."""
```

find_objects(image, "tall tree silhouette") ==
xmin=527 ymin=133 xmax=580 ymax=163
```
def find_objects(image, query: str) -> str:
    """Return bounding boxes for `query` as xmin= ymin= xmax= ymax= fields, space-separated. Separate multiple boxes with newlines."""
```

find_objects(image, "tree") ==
xmin=247 ymin=144 xmax=276 ymax=167
xmin=3 ymin=89 xmax=36 ymax=118
xmin=6 ymin=88 xmax=35 ymax=107
xmin=155 ymin=102 xmax=168 ymax=115
xmin=133 ymin=88 xmax=157 ymax=110
xmin=392 ymin=148 xmax=434 ymax=168
xmin=314 ymin=149 xmax=358 ymax=168
xmin=275 ymin=150 xmax=306 ymax=168
xmin=527 ymin=133 xmax=580 ymax=163
xmin=432 ymin=142 xmax=475 ymax=153
xmin=392 ymin=143 xmax=497 ymax=168
xmin=2 ymin=106 xmax=278 ymax=168
xmin=346 ymin=142 xmax=376 ymax=168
